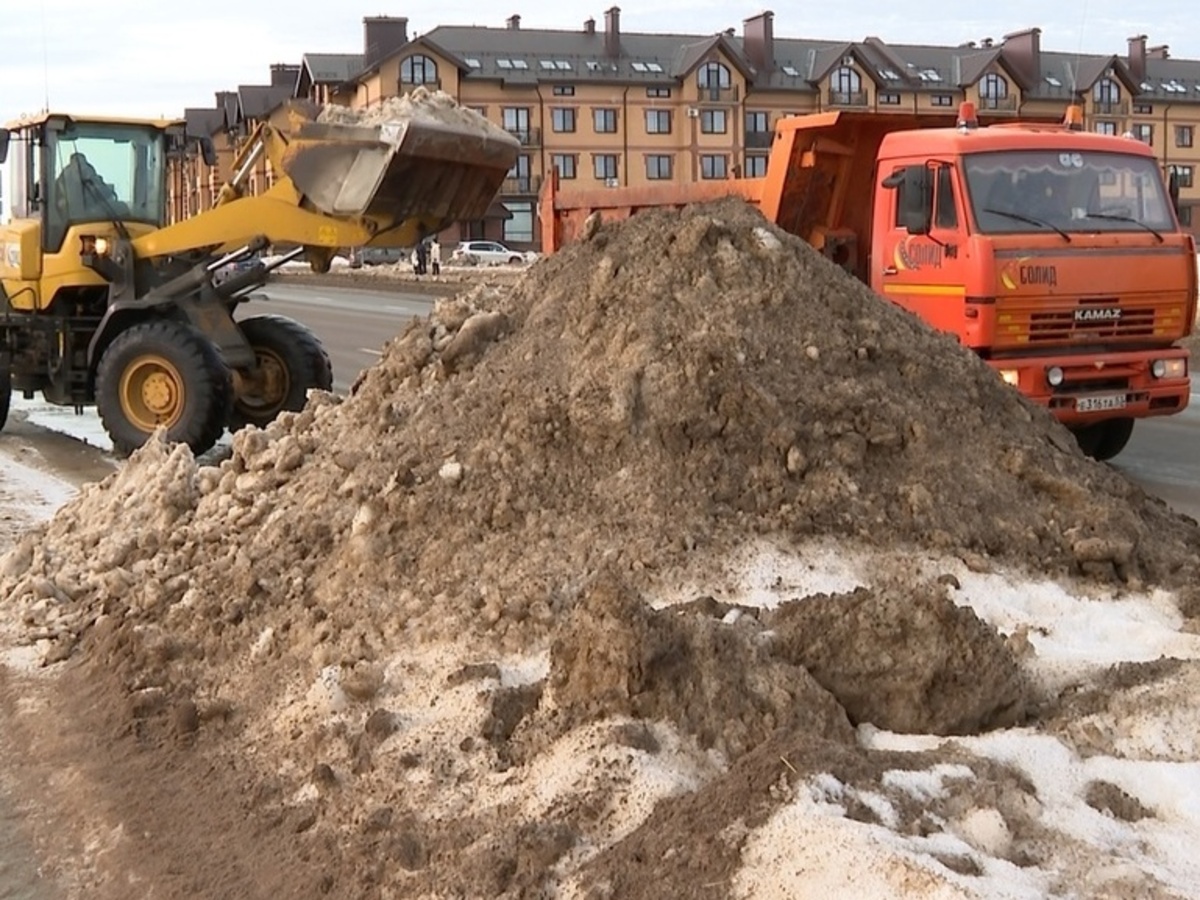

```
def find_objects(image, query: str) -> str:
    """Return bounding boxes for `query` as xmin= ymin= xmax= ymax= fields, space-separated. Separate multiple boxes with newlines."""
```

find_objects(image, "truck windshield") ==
xmin=44 ymin=121 xmax=166 ymax=248
xmin=964 ymin=150 xmax=1174 ymax=236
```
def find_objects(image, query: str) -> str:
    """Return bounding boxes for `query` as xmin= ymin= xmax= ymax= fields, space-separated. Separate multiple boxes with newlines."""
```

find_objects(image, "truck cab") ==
xmin=871 ymin=105 xmax=1195 ymax=457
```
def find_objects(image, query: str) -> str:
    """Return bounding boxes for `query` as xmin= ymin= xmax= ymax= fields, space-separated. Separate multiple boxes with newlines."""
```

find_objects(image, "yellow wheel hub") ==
xmin=239 ymin=348 xmax=289 ymax=412
xmin=119 ymin=354 xmax=185 ymax=431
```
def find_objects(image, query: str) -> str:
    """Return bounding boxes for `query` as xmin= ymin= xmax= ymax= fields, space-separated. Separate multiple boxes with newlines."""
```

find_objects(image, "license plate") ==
xmin=1075 ymin=394 xmax=1127 ymax=413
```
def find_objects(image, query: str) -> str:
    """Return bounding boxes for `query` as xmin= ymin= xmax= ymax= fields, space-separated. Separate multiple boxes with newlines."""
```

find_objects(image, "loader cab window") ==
xmin=43 ymin=121 xmax=167 ymax=251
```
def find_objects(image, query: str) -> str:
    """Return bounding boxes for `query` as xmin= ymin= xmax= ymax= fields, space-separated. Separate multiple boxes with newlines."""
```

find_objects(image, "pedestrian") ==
xmin=430 ymin=237 xmax=441 ymax=276
xmin=415 ymin=240 xmax=428 ymax=276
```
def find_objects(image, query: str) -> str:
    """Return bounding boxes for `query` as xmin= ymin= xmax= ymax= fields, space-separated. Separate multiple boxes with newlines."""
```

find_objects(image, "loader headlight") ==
xmin=79 ymin=235 xmax=110 ymax=256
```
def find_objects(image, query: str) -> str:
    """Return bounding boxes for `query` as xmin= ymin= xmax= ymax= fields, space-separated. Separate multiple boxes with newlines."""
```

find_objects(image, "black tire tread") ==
xmin=230 ymin=315 xmax=332 ymax=431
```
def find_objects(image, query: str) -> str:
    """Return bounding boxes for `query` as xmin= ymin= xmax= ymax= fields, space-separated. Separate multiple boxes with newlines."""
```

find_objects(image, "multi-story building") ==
xmin=170 ymin=10 xmax=1200 ymax=246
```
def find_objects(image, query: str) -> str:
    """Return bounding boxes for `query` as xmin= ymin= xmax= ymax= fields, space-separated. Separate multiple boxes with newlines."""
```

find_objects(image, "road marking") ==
xmin=359 ymin=348 xmax=383 ymax=356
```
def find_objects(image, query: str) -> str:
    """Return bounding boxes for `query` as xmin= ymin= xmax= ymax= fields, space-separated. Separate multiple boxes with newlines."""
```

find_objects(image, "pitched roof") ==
xmin=237 ymin=84 xmax=293 ymax=121
xmin=184 ymin=107 xmax=224 ymax=138
xmin=304 ymin=53 xmax=362 ymax=84
xmin=1139 ymin=56 xmax=1200 ymax=102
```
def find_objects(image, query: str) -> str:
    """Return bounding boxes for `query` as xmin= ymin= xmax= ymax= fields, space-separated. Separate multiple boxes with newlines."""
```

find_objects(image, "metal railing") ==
xmin=697 ymin=85 xmax=740 ymax=103
xmin=827 ymin=89 xmax=868 ymax=107
xmin=979 ymin=95 xmax=1017 ymax=111
xmin=500 ymin=175 xmax=543 ymax=194
xmin=745 ymin=130 xmax=774 ymax=149
xmin=504 ymin=127 xmax=543 ymax=146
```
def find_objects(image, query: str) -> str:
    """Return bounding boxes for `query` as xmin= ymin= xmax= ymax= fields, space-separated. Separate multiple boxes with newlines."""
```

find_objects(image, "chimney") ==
xmin=605 ymin=6 xmax=621 ymax=58
xmin=584 ymin=17 xmax=596 ymax=35
xmin=1127 ymin=34 xmax=1147 ymax=80
xmin=1149 ymin=44 xmax=1170 ymax=60
xmin=507 ymin=14 xmax=521 ymax=29
xmin=270 ymin=63 xmax=300 ymax=89
xmin=363 ymin=16 xmax=409 ymax=70
xmin=1000 ymin=27 xmax=1041 ymax=86
xmin=743 ymin=12 xmax=775 ymax=72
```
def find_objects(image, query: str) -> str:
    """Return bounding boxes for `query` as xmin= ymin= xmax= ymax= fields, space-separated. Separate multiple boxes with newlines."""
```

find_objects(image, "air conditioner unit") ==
xmin=686 ymin=107 xmax=700 ymax=118
xmin=842 ymin=55 xmax=854 ymax=66
xmin=605 ymin=177 xmax=619 ymax=188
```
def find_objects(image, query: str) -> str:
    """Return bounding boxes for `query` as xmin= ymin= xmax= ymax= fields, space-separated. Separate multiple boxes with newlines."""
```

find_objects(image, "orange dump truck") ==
xmin=539 ymin=104 xmax=1197 ymax=461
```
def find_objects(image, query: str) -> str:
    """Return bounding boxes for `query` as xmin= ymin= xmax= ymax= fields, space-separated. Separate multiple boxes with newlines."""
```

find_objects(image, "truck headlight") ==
xmin=999 ymin=369 xmax=1020 ymax=386
xmin=1152 ymin=358 xmax=1186 ymax=379
xmin=1046 ymin=366 xmax=1065 ymax=387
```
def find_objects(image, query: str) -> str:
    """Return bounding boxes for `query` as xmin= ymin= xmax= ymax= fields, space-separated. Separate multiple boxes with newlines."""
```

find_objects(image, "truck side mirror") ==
xmin=0 ymin=129 xmax=9 ymax=165
xmin=199 ymin=136 xmax=218 ymax=168
xmin=883 ymin=165 xmax=933 ymax=235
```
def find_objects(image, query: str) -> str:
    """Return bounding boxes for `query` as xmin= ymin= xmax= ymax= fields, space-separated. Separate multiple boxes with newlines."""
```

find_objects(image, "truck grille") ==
xmin=995 ymin=298 xmax=1188 ymax=346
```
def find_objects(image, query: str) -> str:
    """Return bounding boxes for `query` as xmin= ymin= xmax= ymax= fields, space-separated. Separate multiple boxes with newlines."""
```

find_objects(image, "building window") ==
xmin=645 ymin=109 xmax=671 ymax=134
xmin=1169 ymin=164 xmax=1194 ymax=188
xmin=832 ymin=66 xmax=861 ymax=96
xmin=744 ymin=154 xmax=768 ymax=178
xmin=1131 ymin=123 xmax=1153 ymax=144
xmin=697 ymin=61 xmax=731 ymax=90
xmin=878 ymin=92 xmax=901 ymax=105
xmin=502 ymin=107 xmax=532 ymax=142
xmin=468 ymin=106 xmax=487 ymax=118
xmin=1133 ymin=102 xmax=1153 ymax=114
xmin=700 ymin=154 xmax=728 ymax=179
xmin=552 ymin=154 xmax=577 ymax=179
xmin=1179 ymin=205 xmax=1193 ymax=226
xmin=1177 ymin=125 xmax=1194 ymax=148
xmin=1093 ymin=77 xmax=1121 ymax=105
xmin=931 ymin=94 xmax=954 ymax=107
xmin=647 ymin=87 xmax=671 ymax=98
xmin=503 ymin=201 xmax=534 ymax=243
xmin=594 ymin=108 xmax=618 ymax=133
xmin=980 ymin=73 xmax=1007 ymax=100
xmin=745 ymin=111 xmax=769 ymax=132
xmin=1094 ymin=120 xmax=1117 ymax=135
xmin=646 ymin=154 xmax=672 ymax=180
xmin=401 ymin=55 xmax=438 ymax=86
xmin=551 ymin=108 xmax=576 ymax=133
xmin=700 ymin=108 xmax=727 ymax=134
xmin=553 ymin=85 xmax=575 ymax=96
xmin=593 ymin=153 xmax=619 ymax=181
xmin=506 ymin=154 xmax=532 ymax=192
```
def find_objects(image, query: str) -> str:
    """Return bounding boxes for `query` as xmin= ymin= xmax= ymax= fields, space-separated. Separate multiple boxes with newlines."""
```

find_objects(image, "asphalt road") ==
xmin=242 ymin=279 xmax=439 ymax=393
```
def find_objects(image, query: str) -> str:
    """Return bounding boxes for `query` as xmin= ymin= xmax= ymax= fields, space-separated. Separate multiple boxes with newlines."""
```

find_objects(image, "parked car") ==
xmin=451 ymin=240 xmax=537 ymax=266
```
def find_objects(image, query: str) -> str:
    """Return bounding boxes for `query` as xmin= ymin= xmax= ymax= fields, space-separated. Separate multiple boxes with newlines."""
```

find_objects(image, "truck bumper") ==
xmin=986 ymin=347 xmax=1190 ymax=426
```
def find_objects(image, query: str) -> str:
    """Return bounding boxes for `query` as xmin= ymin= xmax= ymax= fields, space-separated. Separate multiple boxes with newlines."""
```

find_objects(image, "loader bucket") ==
xmin=280 ymin=117 xmax=521 ymax=226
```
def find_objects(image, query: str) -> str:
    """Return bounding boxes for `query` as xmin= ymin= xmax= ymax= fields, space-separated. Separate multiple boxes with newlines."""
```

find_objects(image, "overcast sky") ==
xmin=1 ymin=1 xmax=1193 ymax=120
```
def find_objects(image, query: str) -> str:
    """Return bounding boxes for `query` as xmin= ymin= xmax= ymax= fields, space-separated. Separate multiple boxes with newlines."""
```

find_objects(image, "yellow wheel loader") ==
xmin=0 ymin=102 xmax=520 ymax=455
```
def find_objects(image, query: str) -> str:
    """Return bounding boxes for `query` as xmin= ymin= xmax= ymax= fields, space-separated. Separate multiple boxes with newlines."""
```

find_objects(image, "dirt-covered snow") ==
xmin=2 ymin=199 xmax=1200 ymax=899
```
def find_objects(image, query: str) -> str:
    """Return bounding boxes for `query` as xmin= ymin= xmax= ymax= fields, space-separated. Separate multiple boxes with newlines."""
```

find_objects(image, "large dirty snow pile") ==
xmin=4 ymin=199 xmax=1200 ymax=898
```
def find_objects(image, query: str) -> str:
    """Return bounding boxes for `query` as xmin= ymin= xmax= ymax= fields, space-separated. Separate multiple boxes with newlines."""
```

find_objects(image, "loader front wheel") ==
xmin=230 ymin=315 xmax=333 ymax=430
xmin=96 ymin=320 xmax=233 ymax=458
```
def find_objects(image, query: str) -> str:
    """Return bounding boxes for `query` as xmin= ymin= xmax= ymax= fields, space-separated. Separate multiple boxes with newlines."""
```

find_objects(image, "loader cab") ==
xmin=3 ymin=114 xmax=174 ymax=253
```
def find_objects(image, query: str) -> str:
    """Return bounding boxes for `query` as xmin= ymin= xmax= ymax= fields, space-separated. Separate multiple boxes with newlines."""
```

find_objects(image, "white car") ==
xmin=451 ymin=240 xmax=537 ymax=266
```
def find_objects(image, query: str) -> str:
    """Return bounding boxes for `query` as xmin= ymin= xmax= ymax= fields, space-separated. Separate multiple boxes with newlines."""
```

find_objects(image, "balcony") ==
xmin=979 ymin=95 xmax=1017 ymax=111
xmin=401 ymin=77 xmax=442 ymax=92
xmin=1094 ymin=100 xmax=1129 ymax=116
xmin=745 ymin=130 xmax=774 ymax=149
xmin=827 ymin=89 xmax=868 ymax=108
xmin=504 ymin=127 xmax=543 ymax=147
xmin=501 ymin=175 xmax=543 ymax=195
xmin=697 ymin=85 xmax=740 ymax=103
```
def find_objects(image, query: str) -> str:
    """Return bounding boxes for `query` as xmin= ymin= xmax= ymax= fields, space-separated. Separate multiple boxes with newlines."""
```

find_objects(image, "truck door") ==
xmin=876 ymin=162 xmax=971 ymax=337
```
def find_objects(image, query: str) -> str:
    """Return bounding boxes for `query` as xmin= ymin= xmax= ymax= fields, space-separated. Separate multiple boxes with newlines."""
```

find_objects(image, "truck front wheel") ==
xmin=1073 ymin=417 xmax=1135 ymax=462
xmin=96 ymin=319 xmax=233 ymax=458
xmin=230 ymin=315 xmax=333 ymax=431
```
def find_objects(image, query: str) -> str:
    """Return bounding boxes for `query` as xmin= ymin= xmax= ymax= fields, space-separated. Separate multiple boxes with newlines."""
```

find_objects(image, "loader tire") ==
xmin=230 ymin=315 xmax=333 ymax=430
xmin=96 ymin=319 xmax=233 ymax=458
xmin=0 ymin=366 xmax=11 ymax=432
